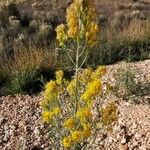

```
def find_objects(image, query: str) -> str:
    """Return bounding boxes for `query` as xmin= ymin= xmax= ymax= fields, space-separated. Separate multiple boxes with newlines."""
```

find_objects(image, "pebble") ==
xmin=119 ymin=143 xmax=128 ymax=150
xmin=121 ymin=136 xmax=127 ymax=144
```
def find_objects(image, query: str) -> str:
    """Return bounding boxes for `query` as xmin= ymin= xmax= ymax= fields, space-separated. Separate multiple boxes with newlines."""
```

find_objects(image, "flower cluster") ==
xmin=42 ymin=107 xmax=61 ymax=123
xmin=86 ymin=22 xmax=99 ymax=47
xmin=62 ymin=114 xmax=92 ymax=148
xmin=81 ymin=79 xmax=102 ymax=102
xmin=56 ymin=0 xmax=99 ymax=47
xmin=66 ymin=1 xmax=79 ymax=38
xmin=40 ymin=70 xmax=65 ymax=123
xmin=55 ymin=70 xmax=64 ymax=85
xmin=56 ymin=24 xmax=67 ymax=46
xmin=41 ymin=65 xmax=117 ymax=149
xmin=91 ymin=65 xmax=107 ymax=79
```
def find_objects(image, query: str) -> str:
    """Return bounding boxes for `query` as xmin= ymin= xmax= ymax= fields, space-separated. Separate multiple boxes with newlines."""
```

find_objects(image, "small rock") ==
xmin=139 ymin=145 xmax=146 ymax=150
xmin=121 ymin=136 xmax=127 ymax=144
xmin=19 ymin=121 xmax=25 ymax=128
xmin=0 ymin=117 xmax=5 ymax=125
xmin=3 ymin=134 xmax=9 ymax=142
xmin=34 ymin=127 xmax=40 ymax=137
xmin=134 ymin=133 xmax=142 ymax=141
xmin=119 ymin=143 xmax=128 ymax=150
xmin=108 ymin=137 xmax=113 ymax=143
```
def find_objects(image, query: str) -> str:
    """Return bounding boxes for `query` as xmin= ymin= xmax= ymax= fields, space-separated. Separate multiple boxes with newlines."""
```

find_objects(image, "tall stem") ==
xmin=75 ymin=38 xmax=80 ymax=113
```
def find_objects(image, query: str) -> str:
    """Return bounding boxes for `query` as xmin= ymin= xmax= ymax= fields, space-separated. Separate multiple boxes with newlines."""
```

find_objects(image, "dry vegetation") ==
xmin=0 ymin=0 xmax=149 ymax=95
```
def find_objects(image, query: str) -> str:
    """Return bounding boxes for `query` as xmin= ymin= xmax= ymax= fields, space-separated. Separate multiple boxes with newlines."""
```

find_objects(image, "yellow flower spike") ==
xmin=81 ymin=79 xmax=102 ymax=101
xmin=45 ymin=80 xmax=57 ymax=92
xmin=56 ymin=70 xmax=64 ymax=79
xmin=86 ymin=22 xmax=99 ymax=47
xmin=66 ymin=3 xmax=79 ymax=38
xmin=55 ymin=70 xmax=64 ymax=85
xmin=64 ymin=118 xmax=75 ymax=129
xmin=62 ymin=137 xmax=72 ymax=148
xmin=66 ymin=79 xmax=76 ymax=95
xmin=97 ymin=66 xmax=107 ymax=76
xmin=43 ymin=80 xmax=58 ymax=103
xmin=56 ymin=24 xmax=67 ymax=46
xmin=71 ymin=131 xmax=82 ymax=142
xmin=91 ymin=66 xmax=106 ymax=79
xmin=42 ymin=107 xmax=61 ymax=123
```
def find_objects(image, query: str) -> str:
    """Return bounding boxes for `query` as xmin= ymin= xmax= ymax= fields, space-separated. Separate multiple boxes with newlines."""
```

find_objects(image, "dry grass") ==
xmin=88 ymin=19 xmax=150 ymax=66
xmin=0 ymin=47 xmax=59 ymax=94
xmin=120 ymin=19 xmax=150 ymax=42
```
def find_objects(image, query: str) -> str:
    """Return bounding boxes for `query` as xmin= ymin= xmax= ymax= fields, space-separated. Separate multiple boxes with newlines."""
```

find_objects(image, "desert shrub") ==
xmin=113 ymin=62 xmax=137 ymax=98
xmin=41 ymin=1 xmax=117 ymax=149
xmin=0 ymin=1 xmax=60 ymax=57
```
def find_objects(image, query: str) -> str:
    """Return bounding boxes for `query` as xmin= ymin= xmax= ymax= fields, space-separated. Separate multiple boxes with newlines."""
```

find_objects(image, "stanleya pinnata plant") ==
xmin=41 ymin=0 xmax=117 ymax=149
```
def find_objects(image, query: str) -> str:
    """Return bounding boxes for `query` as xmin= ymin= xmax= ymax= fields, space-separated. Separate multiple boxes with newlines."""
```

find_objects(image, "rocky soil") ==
xmin=0 ymin=59 xmax=150 ymax=150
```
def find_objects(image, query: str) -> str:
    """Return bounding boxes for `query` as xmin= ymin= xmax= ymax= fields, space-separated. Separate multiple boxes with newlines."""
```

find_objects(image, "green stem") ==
xmin=75 ymin=38 xmax=80 ymax=113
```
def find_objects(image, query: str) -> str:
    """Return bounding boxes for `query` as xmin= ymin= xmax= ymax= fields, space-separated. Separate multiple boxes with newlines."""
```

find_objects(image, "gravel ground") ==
xmin=0 ymin=59 xmax=150 ymax=150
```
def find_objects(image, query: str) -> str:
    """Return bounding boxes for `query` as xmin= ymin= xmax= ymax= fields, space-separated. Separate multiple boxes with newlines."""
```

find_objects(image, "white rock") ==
xmin=121 ymin=136 xmax=126 ymax=144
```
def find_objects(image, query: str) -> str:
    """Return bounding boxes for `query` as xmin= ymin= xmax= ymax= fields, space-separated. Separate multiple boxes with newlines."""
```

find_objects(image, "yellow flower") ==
xmin=98 ymin=65 xmax=107 ymax=76
xmin=66 ymin=79 xmax=76 ymax=95
xmin=82 ymin=123 xmax=92 ymax=138
xmin=44 ymin=90 xmax=57 ymax=101
xmin=56 ymin=70 xmax=64 ymax=79
xmin=62 ymin=137 xmax=72 ymax=148
xmin=45 ymin=80 xmax=57 ymax=92
xmin=44 ymin=80 xmax=58 ymax=101
xmin=64 ymin=118 xmax=75 ymax=129
xmin=81 ymin=79 xmax=102 ymax=100
xmin=66 ymin=3 xmax=79 ymax=38
xmin=55 ymin=70 xmax=64 ymax=85
xmin=86 ymin=22 xmax=99 ymax=47
xmin=92 ymin=66 xmax=106 ymax=79
xmin=71 ymin=131 xmax=82 ymax=142
xmin=76 ymin=107 xmax=92 ymax=122
xmin=56 ymin=24 xmax=67 ymax=46
xmin=42 ymin=111 xmax=54 ymax=123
